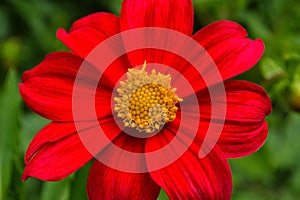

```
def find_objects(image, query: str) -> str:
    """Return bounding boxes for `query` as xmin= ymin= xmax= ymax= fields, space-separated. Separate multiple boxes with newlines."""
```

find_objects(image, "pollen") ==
xmin=114 ymin=61 xmax=182 ymax=133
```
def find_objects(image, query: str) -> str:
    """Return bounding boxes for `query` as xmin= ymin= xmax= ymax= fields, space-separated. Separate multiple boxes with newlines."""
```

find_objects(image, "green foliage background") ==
xmin=0 ymin=0 xmax=300 ymax=199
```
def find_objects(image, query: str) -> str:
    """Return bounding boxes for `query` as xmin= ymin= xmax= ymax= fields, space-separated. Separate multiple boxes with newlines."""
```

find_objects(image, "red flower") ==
xmin=20 ymin=0 xmax=272 ymax=199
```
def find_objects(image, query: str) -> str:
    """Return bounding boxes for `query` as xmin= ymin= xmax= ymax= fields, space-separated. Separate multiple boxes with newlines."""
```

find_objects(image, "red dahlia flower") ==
xmin=20 ymin=0 xmax=272 ymax=199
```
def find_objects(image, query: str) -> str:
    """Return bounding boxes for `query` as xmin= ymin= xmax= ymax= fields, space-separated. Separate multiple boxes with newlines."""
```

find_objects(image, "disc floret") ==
xmin=114 ymin=62 xmax=182 ymax=133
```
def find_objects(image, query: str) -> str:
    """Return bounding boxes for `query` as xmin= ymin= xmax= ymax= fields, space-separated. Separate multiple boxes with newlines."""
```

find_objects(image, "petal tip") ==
xmin=219 ymin=20 xmax=248 ymax=37
xmin=56 ymin=28 xmax=68 ymax=41
xmin=21 ymin=171 xmax=29 ymax=181
xmin=254 ymin=38 xmax=265 ymax=50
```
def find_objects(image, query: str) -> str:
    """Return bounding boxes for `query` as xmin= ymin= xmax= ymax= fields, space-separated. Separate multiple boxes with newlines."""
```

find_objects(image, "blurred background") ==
xmin=0 ymin=0 xmax=300 ymax=199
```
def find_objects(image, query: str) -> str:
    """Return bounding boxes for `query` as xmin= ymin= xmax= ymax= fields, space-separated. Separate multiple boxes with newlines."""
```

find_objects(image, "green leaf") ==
xmin=1 ymin=38 xmax=21 ymax=67
xmin=19 ymin=112 xmax=49 ymax=154
xmin=40 ymin=179 xmax=70 ymax=200
xmin=291 ymin=165 xmax=300 ymax=194
xmin=0 ymin=9 xmax=10 ymax=38
xmin=0 ymin=70 xmax=21 ymax=200
xmin=157 ymin=189 xmax=169 ymax=200
xmin=108 ymin=0 xmax=123 ymax=15
xmin=69 ymin=161 xmax=92 ymax=200
xmin=260 ymin=57 xmax=285 ymax=80
xmin=268 ymin=113 xmax=300 ymax=168
xmin=229 ymin=147 xmax=273 ymax=183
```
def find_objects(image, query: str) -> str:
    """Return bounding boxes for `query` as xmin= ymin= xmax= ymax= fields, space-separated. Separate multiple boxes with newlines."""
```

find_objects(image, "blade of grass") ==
xmin=0 ymin=69 xmax=21 ymax=199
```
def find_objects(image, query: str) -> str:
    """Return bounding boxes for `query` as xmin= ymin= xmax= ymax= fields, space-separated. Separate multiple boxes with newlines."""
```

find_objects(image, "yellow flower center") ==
xmin=114 ymin=62 xmax=182 ymax=133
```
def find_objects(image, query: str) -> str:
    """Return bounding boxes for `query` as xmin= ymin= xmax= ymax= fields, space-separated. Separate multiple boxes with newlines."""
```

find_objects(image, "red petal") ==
xmin=120 ymin=0 xmax=194 ymax=35
xmin=218 ymin=121 xmax=269 ymax=158
xmin=22 ymin=120 xmax=121 ymax=181
xmin=185 ymin=80 xmax=271 ymax=158
xmin=95 ymin=132 xmax=147 ymax=173
xmin=56 ymin=12 xmax=130 ymax=88
xmin=119 ymin=0 xmax=193 ymax=68
xmin=57 ymin=11 xmax=131 ymax=87
xmin=192 ymin=21 xmax=264 ymax=91
xmin=19 ymin=52 xmax=112 ymax=121
xmin=87 ymin=160 xmax=160 ymax=200
xmin=193 ymin=20 xmax=248 ymax=48
xmin=87 ymin=133 xmax=160 ymax=200
xmin=22 ymin=125 xmax=92 ymax=181
xmin=222 ymin=81 xmax=271 ymax=121
xmin=146 ymin=129 xmax=232 ymax=200
xmin=57 ymin=12 xmax=121 ymax=59
xmin=24 ymin=122 xmax=78 ymax=164
xmin=216 ymin=81 xmax=272 ymax=158
xmin=195 ymin=80 xmax=271 ymax=120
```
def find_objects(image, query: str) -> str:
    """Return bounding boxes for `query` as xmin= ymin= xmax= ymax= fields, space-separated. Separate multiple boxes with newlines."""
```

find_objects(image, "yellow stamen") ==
xmin=114 ymin=61 xmax=182 ymax=133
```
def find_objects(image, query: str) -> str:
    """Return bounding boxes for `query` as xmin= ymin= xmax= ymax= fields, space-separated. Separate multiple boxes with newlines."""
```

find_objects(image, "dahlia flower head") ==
xmin=20 ymin=0 xmax=272 ymax=199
